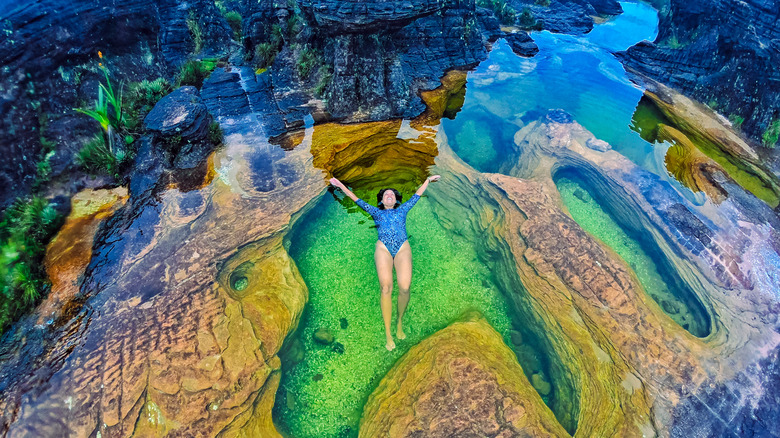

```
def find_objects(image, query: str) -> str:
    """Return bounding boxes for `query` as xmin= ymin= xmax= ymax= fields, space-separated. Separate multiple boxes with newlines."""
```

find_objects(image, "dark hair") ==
xmin=376 ymin=188 xmax=402 ymax=209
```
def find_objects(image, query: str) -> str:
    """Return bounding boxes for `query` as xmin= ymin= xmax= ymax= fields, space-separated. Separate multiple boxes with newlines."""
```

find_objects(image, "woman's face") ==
xmin=381 ymin=190 xmax=396 ymax=208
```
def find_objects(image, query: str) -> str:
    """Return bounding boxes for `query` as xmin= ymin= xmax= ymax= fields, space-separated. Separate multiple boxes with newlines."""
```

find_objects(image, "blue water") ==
xmin=442 ymin=2 xmax=691 ymax=192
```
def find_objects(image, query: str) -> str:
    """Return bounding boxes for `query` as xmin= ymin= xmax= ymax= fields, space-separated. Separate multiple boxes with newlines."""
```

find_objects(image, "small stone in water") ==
xmin=313 ymin=373 xmax=324 ymax=381
xmin=340 ymin=317 xmax=348 ymax=329
xmin=332 ymin=342 xmax=345 ymax=354
xmin=314 ymin=328 xmax=334 ymax=345
xmin=510 ymin=330 xmax=523 ymax=346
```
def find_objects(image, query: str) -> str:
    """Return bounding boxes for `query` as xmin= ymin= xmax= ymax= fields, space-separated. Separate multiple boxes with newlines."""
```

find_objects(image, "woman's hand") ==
xmin=329 ymin=177 xmax=344 ymax=189
xmin=427 ymin=175 xmax=441 ymax=182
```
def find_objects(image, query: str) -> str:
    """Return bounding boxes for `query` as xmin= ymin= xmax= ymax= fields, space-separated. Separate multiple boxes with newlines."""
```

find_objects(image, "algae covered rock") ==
xmin=359 ymin=313 xmax=568 ymax=437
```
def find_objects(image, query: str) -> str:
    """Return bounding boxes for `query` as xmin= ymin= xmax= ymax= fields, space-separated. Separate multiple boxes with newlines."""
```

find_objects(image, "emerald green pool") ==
xmin=274 ymin=192 xmax=518 ymax=437
xmin=555 ymin=170 xmax=710 ymax=337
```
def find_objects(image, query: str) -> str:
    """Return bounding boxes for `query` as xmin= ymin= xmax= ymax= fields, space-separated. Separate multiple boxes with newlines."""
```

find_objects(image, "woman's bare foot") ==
xmin=396 ymin=324 xmax=406 ymax=340
xmin=385 ymin=336 xmax=396 ymax=351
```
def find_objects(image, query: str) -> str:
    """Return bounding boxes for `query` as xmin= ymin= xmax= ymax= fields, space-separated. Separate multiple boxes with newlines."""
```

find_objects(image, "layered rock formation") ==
xmin=0 ymin=109 xmax=323 ymax=435
xmin=360 ymin=313 xmax=569 ymax=437
xmin=618 ymin=0 xmax=780 ymax=159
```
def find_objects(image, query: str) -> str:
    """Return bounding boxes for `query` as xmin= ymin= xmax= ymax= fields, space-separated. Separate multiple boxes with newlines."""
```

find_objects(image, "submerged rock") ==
xmin=313 ymin=328 xmax=335 ymax=345
xmin=360 ymin=313 xmax=569 ymax=437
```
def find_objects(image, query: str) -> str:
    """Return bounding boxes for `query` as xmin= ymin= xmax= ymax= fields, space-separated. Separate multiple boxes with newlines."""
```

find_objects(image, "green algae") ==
xmin=274 ymin=193 xmax=517 ymax=437
xmin=556 ymin=175 xmax=709 ymax=337
xmin=630 ymin=97 xmax=780 ymax=207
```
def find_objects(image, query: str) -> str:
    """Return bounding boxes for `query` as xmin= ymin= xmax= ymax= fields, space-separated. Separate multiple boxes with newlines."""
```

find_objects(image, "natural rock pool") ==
xmin=2 ymin=0 xmax=780 ymax=436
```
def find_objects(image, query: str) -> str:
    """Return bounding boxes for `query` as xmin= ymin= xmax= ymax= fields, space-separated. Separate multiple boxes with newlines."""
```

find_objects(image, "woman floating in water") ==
xmin=329 ymin=175 xmax=441 ymax=351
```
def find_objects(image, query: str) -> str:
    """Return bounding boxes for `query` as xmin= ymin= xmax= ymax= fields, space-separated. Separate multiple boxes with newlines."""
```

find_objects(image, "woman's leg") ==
xmin=393 ymin=240 xmax=412 ymax=340
xmin=375 ymin=241 xmax=396 ymax=351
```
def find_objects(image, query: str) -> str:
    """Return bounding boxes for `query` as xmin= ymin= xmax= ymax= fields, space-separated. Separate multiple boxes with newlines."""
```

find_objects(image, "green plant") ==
xmin=123 ymin=77 xmax=173 ymax=132
xmin=209 ymin=120 xmax=224 ymax=144
xmin=255 ymin=43 xmax=278 ymax=69
xmin=314 ymin=64 xmax=333 ymax=97
xmin=73 ymin=56 xmax=124 ymax=154
xmin=286 ymin=13 xmax=303 ymax=37
xmin=187 ymin=10 xmax=203 ymax=54
xmin=76 ymin=133 xmax=119 ymax=176
xmin=297 ymin=45 xmax=321 ymax=79
xmin=225 ymin=11 xmax=242 ymax=41
xmin=477 ymin=0 xmax=518 ymax=26
xmin=176 ymin=60 xmax=217 ymax=89
xmin=517 ymin=7 xmax=542 ymax=29
xmin=762 ymin=119 xmax=780 ymax=148
xmin=728 ymin=114 xmax=744 ymax=130
xmin=0 ymin=196 xmax=63 ymax=335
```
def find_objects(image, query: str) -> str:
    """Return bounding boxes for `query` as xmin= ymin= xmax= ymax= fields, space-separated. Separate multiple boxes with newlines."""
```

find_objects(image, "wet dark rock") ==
xmin=313 ymin=373 xmax=324 ymax=381
xmin=546 ymin=109 xmax=574 ymax=124
xmin=670 ymin=345 xmax=780 ymax=437
xmin=298 ymin=0 xmax=447 ymax=34
xmin=144 ymin=86 xmax=211 ymax=142
xmin=316 ymin=2 xmax=490 ymax=122
xmin=503 ymin=31 xmax=539 ymax=57
xmin=507 ymin=0 xmax=623 ymax=35
xmin=332 ymin=342 xmax=345 ymax=354
xmin=314 ymin=328 xmax=335 ymax=345
xmin=618 ymin=0 xmax=780 ymax=150
xmin=0 ymin=0 xmax=233 ymax=207
xmin=510 ymin=329 xmax=524 ymax=345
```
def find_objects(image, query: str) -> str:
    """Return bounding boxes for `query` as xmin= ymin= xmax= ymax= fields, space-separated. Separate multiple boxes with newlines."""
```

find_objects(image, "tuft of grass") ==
xmin=477 ymin=0 xmax=518 ymax=26
xmin=225 ymin=11 xmax=243 ymax=41
xmin=0 ymin=196 xmax=64 ymax=335
xmin=176 ymin=60 xmax=217 ymax=89
xmin=517 ymin=7 xmax=542 ymax=30
xmin=314 ymin=64 xmax=333 ymax=97
xmin=728 ymin=114 xmax=744 ymax=130
xmin=208 ymin=120 xmax=224 ymax=145
xmin=123 ymin=78 xmax=173 ymax=132
xmin=762 ymin=119 xmax=780 ymax=148
xmin=255 ymin=43 xmax=278 ymax=69
xmin=297 ymin=45 xmax=321 ymax=79
xmin=76 ymin=133 xmax=119 ymax=177
xmin=187 ymin=10 xmax=203 ymax=54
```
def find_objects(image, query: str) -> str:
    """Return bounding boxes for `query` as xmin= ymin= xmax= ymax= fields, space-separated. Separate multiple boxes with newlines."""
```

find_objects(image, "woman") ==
xmin=329 ymin=175 xmax=441 ymax=351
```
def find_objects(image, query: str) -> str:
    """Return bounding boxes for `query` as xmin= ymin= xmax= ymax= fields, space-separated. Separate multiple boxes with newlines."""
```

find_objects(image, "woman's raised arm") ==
xmin=330 ymin=177 xmax=359 ymax=202
xmin=415 ymin=175 xmax=441 ymax=196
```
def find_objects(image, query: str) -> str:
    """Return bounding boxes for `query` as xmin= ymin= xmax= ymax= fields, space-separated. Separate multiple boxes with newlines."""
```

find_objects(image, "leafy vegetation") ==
xmin=517 ymin=7 xmax=543 ymax=30
xmin=0 ymin=196 xmax=64 ymax=335
xmin=762 ymin=119 xmax=780 ymax=148
xmin=209 ymin=120 xmax=224 ymax=145
xmin=477 ymin=0 xmax=518 ymax=26
xmin=728 ymin=114 xmax=744 ymax=130
xmin=187 ymin=10 xmax=203 ymax=54
xmin=225 ymin=11 xmax=243 ymax=41
xmin=297 ymin=45 xmax=321 ymax=79
xmin=314 ymin=64 xmax=333 ymax=97
xmin=254 ymin=24 xmax=285 ymax=69
xmin=123 ymin=78 xmax=174 ymax=132
xmin=175 ymin=59 xmax=218 ymax=89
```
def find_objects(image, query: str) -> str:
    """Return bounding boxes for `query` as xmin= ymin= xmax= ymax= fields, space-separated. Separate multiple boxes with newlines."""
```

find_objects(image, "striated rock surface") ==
xmin=0 ymin=103 xmax=324 ymax=436
xmin=299 ymin=0 xmax=448 ymax=34
xmin=617 ymin=0 xmax=780 ymax=153
xmin=359 ymin=313 xmax=569 ymax=437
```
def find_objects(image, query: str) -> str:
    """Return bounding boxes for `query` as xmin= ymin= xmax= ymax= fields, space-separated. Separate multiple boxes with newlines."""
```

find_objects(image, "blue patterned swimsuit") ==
xmin=355 ymin=194 xmax=421 ymax=258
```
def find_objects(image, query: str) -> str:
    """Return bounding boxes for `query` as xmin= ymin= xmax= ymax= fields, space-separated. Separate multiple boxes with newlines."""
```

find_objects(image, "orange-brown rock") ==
xmin=40 ymin=187 xmax=128 ymax=325
xmin=359 ymin=313 xmax=569 ymax=438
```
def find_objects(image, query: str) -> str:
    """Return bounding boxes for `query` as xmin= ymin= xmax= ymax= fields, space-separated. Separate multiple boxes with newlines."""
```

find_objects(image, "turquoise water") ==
xmin=443 ymin=2 xmax=665 ymax=174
